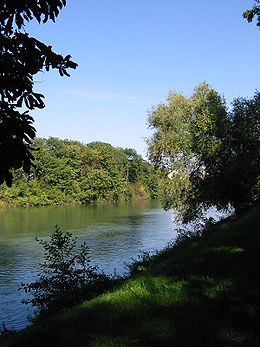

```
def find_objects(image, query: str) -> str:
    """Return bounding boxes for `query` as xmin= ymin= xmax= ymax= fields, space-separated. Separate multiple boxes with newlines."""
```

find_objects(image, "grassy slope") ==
xmin=5 ymin=206 xmax=260 ymax=347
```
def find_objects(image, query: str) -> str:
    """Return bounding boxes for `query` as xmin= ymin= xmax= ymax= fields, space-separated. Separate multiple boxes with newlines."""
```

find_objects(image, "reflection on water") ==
xmin=0 ymin=200 xmax=176 ymax=330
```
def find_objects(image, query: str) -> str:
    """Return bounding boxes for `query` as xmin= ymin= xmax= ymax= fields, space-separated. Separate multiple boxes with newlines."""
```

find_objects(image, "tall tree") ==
xmin=0 ymin=1 xmax=77 ymax=186
xmin=148 ymin=83 xmax=260 ymax=222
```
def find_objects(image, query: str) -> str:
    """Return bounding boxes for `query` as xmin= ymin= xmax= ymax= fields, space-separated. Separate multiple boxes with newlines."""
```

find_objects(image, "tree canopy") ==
xmin=0 ymin=0 xmax=77 ymax=186
xmin=148 ymin=83 xmax=260 ymax=222
xmin=0 ymin=138 xmax=159 ymax=207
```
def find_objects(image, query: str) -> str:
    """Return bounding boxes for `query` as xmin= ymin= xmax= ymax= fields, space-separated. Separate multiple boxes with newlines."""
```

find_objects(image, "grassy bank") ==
xmin=4 ymin=206 xmax=260 ymax=346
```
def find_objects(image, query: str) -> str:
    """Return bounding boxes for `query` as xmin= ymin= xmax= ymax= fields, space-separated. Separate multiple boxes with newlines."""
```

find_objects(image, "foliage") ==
xmin=243 ymin=0 xmax=260 ymax=27
xmin=0 ymin=0 xmax=77 ymax=186
xmin=148 ymin=83 xmax=260 ymax=222
xmin=19 ymin=226 xmax=109 ymax=316
xmin=0 ymin=138 xmax=159 ymax=206
xmin=218 ymin=94 xmax=260 ymax=214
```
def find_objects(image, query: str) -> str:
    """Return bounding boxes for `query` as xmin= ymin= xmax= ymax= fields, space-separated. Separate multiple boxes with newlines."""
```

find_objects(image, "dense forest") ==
xmin=0 ymin=138 xmax=159 ymax=207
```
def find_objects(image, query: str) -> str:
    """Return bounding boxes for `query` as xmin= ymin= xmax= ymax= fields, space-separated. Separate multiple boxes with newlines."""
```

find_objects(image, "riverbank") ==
xmin=4 ymin=205 xmax=260 ymax=346
xmin=0 ymin=193 xmax=151 ymax=209
xmin=0 ymin=182 xmax=152 ymax=208
xmin=0 ymin=138 xmax=160 ymax=209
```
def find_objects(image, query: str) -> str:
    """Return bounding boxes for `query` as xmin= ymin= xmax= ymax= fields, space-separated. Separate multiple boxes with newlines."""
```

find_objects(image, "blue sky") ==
xmin=27 ymin=0 xmax=259 ymax=158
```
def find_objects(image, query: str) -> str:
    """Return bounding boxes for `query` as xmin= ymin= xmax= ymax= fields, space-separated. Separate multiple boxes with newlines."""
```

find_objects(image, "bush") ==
xmin=20 ymin=226 xmax=111 ymax=318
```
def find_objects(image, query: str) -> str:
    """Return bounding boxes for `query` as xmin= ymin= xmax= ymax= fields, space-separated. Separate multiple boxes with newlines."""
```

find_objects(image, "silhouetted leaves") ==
xmin=243 ymin=0 xmax=260 ymax=27
xmin=0 ymin=0 xmax=77 ymax=186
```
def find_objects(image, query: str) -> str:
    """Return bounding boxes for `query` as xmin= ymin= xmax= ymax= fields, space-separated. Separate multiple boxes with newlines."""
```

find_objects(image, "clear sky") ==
xmin=27 ymin=0 xmax=259 ymax=158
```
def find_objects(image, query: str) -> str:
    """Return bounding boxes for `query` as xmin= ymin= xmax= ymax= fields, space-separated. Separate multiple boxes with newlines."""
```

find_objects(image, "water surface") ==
xmin=0 ymin=200 xmax=176 ymax=330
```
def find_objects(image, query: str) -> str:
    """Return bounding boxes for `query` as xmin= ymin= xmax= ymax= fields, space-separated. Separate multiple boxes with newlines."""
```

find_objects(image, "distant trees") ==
xmin=122 ymin=148 xmax=147 ymax=183
xmin=0 ymin=138 xmax=159 ymax=207
xmin=0 ymin=1 xmax=77 ymax=186
xmin=148 ymin=83 xmax=260 ymax=222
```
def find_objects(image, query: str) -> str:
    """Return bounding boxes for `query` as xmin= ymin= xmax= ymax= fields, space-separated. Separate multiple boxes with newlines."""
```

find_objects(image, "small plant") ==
xmin=20 ymin=226 xmax=107 ymax=317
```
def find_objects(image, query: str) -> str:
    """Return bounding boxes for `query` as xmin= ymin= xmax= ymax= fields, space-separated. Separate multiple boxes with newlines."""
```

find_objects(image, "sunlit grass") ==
xmin=85 ymin=276 xmax=187 ymax=310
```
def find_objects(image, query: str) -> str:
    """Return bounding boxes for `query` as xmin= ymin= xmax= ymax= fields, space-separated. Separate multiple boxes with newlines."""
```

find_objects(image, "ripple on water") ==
xmin=0 ymin=201 xmax=176 ymax=330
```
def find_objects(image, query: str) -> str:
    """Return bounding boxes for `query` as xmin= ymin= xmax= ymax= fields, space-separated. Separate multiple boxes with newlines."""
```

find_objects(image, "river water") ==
xmin=0 ymin=200 xmax=176 ymax=330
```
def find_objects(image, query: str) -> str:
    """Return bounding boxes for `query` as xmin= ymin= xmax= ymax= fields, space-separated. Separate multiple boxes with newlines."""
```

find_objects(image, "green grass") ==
xmin=4 ymin=205 xmax=260 ymax=346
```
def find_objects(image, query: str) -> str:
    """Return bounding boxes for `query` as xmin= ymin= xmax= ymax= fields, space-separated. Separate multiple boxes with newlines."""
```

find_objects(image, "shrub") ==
xmin=20 ymin=226 xmax=110 ymax=318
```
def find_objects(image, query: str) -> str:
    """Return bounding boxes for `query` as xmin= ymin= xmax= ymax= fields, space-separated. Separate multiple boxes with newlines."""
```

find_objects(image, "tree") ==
xmin=223 ymin=93 xmax=260 ymax=214
xmin=243 ymin=0 xmax=260 ymax=27
xmin=123 ymin=148 xmax=145 ymax=183
xmin=148 ymin=83 xmax=260 ymax=222
xmin=0 ymin=1 xmax=77 ymax=186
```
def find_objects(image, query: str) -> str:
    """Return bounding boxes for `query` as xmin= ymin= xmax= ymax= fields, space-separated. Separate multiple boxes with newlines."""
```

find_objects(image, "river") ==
xmin=0 ymin=200 xmax=176 ymax=331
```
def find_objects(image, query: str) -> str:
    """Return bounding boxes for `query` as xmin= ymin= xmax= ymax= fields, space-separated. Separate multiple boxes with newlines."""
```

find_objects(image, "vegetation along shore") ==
xmin=0 ymin=138 xmax=159 ymax=208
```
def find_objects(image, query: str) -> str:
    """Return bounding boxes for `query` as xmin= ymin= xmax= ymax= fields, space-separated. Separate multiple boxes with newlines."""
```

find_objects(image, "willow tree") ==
xmin=0 ymin=1 xmax=77 ymax=186
xmin=148 ymin=83 xmax=260 ymax=222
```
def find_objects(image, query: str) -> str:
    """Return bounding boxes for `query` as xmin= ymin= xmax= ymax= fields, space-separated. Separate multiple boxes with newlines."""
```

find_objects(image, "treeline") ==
xmin=0 ymin=138 xmax=159 ymax=207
